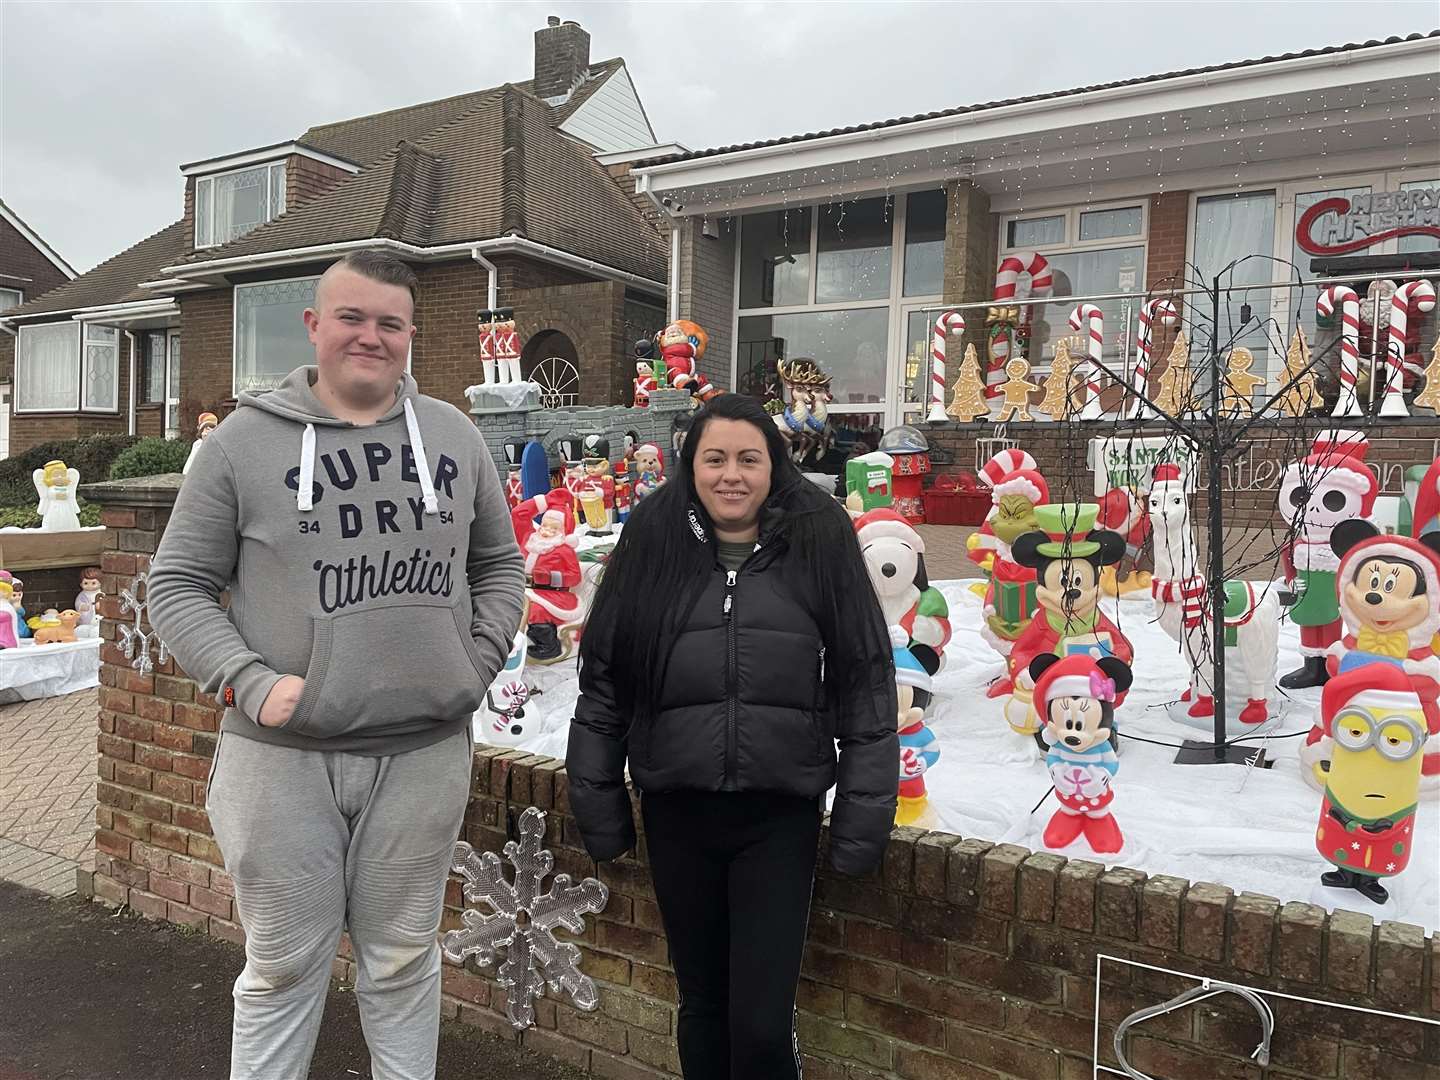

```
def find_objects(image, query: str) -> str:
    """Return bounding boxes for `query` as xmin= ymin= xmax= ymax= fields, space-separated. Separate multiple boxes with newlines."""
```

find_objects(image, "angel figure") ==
xmin=33 ymin=459 xmax=82 ymax=532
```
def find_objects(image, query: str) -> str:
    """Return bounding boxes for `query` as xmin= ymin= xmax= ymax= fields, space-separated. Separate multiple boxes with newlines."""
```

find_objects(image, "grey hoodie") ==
xmin=147 ymin=366 xmax=525 ymax=755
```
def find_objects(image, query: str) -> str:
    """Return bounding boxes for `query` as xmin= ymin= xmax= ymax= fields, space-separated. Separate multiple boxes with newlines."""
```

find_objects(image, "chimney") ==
xmin=533 ymin=16 xmax=591 ymax=101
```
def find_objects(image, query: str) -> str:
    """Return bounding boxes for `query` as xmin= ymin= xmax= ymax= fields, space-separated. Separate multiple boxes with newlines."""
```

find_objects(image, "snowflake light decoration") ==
xmin=115 ymin=572 xmax=169 ymax=675
xmin=441 ymin=806 xmax=608 ymax=1029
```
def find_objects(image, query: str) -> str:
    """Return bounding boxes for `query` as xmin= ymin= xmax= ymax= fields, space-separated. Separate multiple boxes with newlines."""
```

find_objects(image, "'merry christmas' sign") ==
xmin=1296 ymin=186 xmax=1440 ymax=257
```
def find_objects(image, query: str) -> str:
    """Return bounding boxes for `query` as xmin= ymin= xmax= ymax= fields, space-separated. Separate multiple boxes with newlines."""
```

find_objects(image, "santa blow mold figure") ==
xmin=1031 ymin=652 xmax=1132 ymax=853
xmin=510 ymin=492 xmax=584 ymax=662
xmin=657 ymin=320 xmax=719 ymax=400
xmin=1278 ymin=430 xmax=1378 ymax=688
xmin=853 ymin=508 xmax=951 ymax=674
xmin=1314 ymin=663 xmax=1438 ymax=906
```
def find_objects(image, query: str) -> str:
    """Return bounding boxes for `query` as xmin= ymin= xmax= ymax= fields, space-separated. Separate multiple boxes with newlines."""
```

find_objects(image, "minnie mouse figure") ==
xmin=1029 ymin=652 xmax=1133 ymax=854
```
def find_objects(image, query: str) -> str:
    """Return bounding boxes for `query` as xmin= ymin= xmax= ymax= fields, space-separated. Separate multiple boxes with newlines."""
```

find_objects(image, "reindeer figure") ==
xmin=773 ymin=357 xmax=835 ymax=465
xmin=1147 ymin=463 xmax=1278 ymax=726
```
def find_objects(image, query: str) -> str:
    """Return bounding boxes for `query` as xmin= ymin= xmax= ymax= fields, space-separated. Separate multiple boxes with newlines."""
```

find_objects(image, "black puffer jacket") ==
xmin=566 ymin=512 xmax=899 ymax=875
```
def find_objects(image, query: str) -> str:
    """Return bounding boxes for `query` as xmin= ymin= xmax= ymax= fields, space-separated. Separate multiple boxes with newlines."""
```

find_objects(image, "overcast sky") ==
xmin=2 ymin=0 xmax=1436 ymax=273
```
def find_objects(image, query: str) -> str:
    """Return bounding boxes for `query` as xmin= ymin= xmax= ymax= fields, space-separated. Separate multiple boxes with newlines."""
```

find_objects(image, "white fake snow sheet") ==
xmin=498 ymin=580 xmax=1440 ymax=933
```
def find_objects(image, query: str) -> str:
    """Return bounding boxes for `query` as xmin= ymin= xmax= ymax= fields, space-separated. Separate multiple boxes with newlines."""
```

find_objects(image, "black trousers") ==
xmin=641 ymin=790 xmax=823 ymax=1080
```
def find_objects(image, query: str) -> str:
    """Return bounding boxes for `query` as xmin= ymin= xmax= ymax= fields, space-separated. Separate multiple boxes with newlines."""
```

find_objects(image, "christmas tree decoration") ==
xmin=946 ymin=343 xmax=989 ymax=422
xmin=1220 ymin=347 xmax=1265 ymax=418
xmin=929 ymin=310 xmax=966 ymax=421
xmin=1035 ymin=339 xmax=1079 ymax=421
xmin=994 ymin=358 xmax=1040 ymax=422
xmin=1148 ymin=463 xmax=1278 ymax=730
xmin=116 ymin=573 xmax=170 ymax=676
xmin=1151 ymin=333 xmax=1194 ymax=416
xmin=1129 ymin=298 xmax=1179 ymax=420
xmin=1275 ymin=327 xmax=1322 ymax=417
xmin=1380 ymin=279 xmax=1436 ymax=417
xmin=989 ymin=252 xmax=1053 ymax=399
xmin=1411 ymin=339 xmax=1440 ymax=416
xmin=442 ymin=807 xmax=609 ymax=1029
xmin=1318 ymin=286 xmax=1363 ymax=418
xmin=1068 ymin=304 xmax=1105 ymax=421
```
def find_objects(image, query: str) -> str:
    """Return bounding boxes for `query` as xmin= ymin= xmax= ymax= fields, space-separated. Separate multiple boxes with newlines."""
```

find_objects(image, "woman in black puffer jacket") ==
xmin=566 ymin=393 xmax=897 ymax=1080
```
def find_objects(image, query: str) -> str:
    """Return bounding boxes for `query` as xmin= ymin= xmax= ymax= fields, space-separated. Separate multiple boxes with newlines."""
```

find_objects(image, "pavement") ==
xmin=0 ymin=690 xmax=96 ymax=897
xmin=0 ymin=880 xmax=588 ymax=1080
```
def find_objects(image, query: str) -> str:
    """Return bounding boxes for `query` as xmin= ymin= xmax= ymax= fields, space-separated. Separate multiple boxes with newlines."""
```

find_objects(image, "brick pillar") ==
xmin=1143 ymin=190 xmax=1192 ymax=403
xmin=942 ymin=179 xmax=997 ymax=396
xmin=78 ymin=474 xmax=240 ymax=941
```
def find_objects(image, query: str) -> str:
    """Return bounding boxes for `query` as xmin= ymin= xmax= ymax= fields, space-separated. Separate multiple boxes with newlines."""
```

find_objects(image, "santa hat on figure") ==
xmin=510 ymin=489 xmax=578 ymax=549
xmin=1283 ymin=430 xmax=1380 ymax=528
xmin=969 ymin=450 xmax=1039 ymax=564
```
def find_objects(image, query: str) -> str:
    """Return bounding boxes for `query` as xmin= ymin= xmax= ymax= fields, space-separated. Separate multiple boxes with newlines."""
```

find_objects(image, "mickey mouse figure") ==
xmin=1030 ymin=652 xmax=1133 ymax=853
xmin=1327 ymin=520 xmax=1440 ymax=681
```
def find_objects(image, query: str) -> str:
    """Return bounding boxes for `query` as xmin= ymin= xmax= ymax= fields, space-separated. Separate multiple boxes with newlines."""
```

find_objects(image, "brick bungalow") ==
xmin=0 ymin=198 xmax=77 ymax=455
xmin=0 ymin=16 xmax=675 ymax=456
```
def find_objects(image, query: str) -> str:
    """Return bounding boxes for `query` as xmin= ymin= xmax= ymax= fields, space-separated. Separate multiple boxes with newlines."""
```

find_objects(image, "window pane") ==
xmin=166 ymin=331 xmax=182 ymax=438
xmin=83 ymin=325 xmax=117 ymax=411
xmin=738 ymin=209 xmax=811 ymax=308
xmin=816 ymin=197 xmax=893 ymax=303
xmin=215 ymin=167 xmax=268 ymax=243
xmin=737 ymin=308 xmax=889 ymax=406
xmin=1289 ymin=186 xmax=1369 ymax=353
xmin=1007 ymin=215 xmax=1065 ymax=248
xmin=903 ymin=190 xmax=946 ymax=296
xmin=1399 ymin=179 xmax=1440 ymax=254
xmin=1193 ymin=192 xmax=1276 ymax=396
xmin=195 ymin=178 xmax=213 ymax=247
xmin=902 ymin=310 xmax=934 ymax=409
xmin=1079 ymin=206 xmax=1142 ymax=241
xmin=143 ymin=332 xmax=166 ymax=404
xmin=235 ymin=278 xmax=318 ymax=393
xmin=269 ymin=162 xmax=287 ymax=218
xmin=0 ymin=288 xmax=21 ymax=313
xmin=16 ymin=323 xmax=78 ymax=410
xmin=1023 ymin=245 xmax=1146 ymax=378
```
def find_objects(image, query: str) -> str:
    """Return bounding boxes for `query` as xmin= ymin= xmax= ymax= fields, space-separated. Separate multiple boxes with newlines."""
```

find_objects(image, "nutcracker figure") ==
xmin=1277 ymin=430 xmax=1377 ymax=688
xmin=578 ymin=435 xmax=616 ymax=536
xmin=501 ymin=437 xmax=527 ymax=510
xmin=1030 ymin=652 xmax=1133 ymax=853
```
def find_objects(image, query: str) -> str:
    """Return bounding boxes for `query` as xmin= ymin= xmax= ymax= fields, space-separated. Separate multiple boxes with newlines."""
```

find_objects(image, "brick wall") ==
xmin=287 ymin=154 xmax=352 ymax=208
xmin=0 ymin=213 xmax=72 ymax=306
xmin=81 ymin=477 xmax=1439 ymax=1080
xmin=176 ymin=288 xmax=235 ymax=442
xmin=677 ymin=216 xmax=735 ymax=390
xmin=941 ymin=179 xmax=999 ymax=393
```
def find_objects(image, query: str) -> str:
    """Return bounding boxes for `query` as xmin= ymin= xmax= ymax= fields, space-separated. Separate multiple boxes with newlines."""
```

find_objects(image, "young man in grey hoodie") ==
xmin=148 ymin=250 xmax=525 ymax=1080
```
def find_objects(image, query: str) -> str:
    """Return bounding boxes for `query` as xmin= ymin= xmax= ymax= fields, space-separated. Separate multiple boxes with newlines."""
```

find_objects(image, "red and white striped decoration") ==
xmin=930 ymin=309 xmax=966 ymax=422
xmin=1129 ymin=298 xmax=1179 ymax=419
xmin=978 ymin=449 xmax=1037 ymax=488
xmin=988 ymin=252 xmax=1053 ymax=398
xmin=1381 ymin=279 xmax=1436 ymax=417
xmin=1068 ymin=303 xmax=1105 ymax=420
xmin=1317 ymin=285 xmax=1361 ymax=418
xmin=1152 ymin=575 xmax=1207 ymax=630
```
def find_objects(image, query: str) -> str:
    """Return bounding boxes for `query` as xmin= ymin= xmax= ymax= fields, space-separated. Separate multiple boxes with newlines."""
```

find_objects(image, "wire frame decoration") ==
xmin=115 ymin=571 xmax=170 ymax=675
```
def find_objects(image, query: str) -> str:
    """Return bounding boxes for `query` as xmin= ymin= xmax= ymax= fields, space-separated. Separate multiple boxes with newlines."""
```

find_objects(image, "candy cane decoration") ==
xmin=1129 ymin=298 xmax=1179 ymax=419
xmin=1068 ymin=303 xmax=1105 ymax=420
xmin=930 ymin=309 xmax=965 ymax=422
xmin=1380 ymin=280 xmax=1436 ymax=417
xmin=1317 ymin=285 xmax=1361 ymax=418
xmin=989 ymin=252 xmax=1053 ymax=398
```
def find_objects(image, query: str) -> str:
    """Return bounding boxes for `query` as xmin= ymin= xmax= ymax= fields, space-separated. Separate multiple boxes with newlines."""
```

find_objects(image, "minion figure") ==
xmin=1315 ymin=664 xmax=1438 ymax=905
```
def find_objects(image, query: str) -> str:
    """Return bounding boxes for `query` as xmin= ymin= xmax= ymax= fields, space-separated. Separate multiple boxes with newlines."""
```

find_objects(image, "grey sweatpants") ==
xmin=206 ymin=726 xmax=472 ymax=1080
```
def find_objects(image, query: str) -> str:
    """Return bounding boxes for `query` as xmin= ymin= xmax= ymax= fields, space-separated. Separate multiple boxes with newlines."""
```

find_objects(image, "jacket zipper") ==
xmin=723 ymin=568 xmax=738 ymax=789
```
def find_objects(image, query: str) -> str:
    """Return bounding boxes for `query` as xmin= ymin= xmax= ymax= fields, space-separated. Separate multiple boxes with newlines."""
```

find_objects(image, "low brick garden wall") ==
xmin=79 ymin=475 xmax=1439 ymax=1079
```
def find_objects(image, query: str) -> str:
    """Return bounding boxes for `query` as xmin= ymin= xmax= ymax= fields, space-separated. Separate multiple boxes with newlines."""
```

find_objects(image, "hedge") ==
xmin=109 ymin=437 xmax=192 ymax=481
xmin=0 ymin=435 xmax=140 ymax=506
xmin=0 ymin=503 xmax=102 ymax=529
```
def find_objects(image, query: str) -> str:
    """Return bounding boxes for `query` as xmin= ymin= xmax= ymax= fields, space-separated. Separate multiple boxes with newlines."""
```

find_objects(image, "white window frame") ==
xmin=998 ymin=198 xmax=1149 ymax=258
xmin=81 ymin=323 xmax=119 ymax=413
xmin=194 ymin=160 xmax=287 ymax=249
xmin=231 ymin=274 xmax=320 ymax=396
xmin=0 ymin=287 xmax=22 ymax=313
xmin=14 ymin=322 xmax=80 ymax=413
xmin=732 ymin=190 xmax=945 ymax=428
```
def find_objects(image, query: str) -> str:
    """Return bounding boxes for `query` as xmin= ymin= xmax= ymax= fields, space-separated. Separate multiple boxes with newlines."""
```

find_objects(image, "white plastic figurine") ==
xmin=184 ymin=412 xmax=219 ymax=476
xmin=32 ymin=459 xmax=82 ymax=532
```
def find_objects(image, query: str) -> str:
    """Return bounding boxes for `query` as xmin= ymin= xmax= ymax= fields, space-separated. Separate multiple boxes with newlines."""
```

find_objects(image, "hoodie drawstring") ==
xmin=404 ymin=398 xmax=440 ymax=515
xmin=297 ymin=423 xmax=316 ymax=513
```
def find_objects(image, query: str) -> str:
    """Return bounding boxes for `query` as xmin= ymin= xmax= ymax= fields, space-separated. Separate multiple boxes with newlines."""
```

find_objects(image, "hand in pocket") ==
xmin=258 ymin=675 xmax=306 ymax=728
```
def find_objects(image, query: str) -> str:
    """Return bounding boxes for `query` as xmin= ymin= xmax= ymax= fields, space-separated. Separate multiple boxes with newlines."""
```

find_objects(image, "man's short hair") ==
xmin=333 ymin=250 xmax=419 ymax=303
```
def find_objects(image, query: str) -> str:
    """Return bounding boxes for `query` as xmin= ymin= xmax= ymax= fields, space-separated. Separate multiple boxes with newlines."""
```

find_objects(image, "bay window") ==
xmin=233 ymin=276 xmax=318 ymax=394
xmin=195 ymin=161 xmax=287 ymax=248
xmin=15 ymin=322 xmax=117 ymax=413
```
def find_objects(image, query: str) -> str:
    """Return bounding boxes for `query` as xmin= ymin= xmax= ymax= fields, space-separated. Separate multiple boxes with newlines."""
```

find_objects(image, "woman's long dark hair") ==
xmin=582 ymin=393 xmax=893 ymax=728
